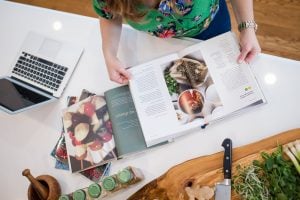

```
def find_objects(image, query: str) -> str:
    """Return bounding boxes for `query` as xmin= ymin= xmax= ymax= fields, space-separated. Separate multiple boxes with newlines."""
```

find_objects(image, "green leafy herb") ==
xmin=233 ymin=164 xmax=269 ymax=200
xmin=253 ymin=146 xmax=300 ymax=200
xmin=164 ymin=73 xmax=179 ymax=95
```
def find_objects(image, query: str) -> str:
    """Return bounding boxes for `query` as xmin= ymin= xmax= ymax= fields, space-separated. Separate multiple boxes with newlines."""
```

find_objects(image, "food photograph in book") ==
xmin=62 ymin=95 xmax=117 ymax=173
xmin=162 ymin=51 xmax=224 ymax=125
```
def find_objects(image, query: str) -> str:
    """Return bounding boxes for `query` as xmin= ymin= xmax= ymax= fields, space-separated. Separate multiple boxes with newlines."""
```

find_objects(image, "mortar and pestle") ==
xmin=22 ymin=169 xmax=61 ymax=200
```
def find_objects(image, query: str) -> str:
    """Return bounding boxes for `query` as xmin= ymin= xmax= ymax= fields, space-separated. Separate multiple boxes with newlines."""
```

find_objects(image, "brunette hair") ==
xmin=105 ymin=0 xmax=146 ymax=21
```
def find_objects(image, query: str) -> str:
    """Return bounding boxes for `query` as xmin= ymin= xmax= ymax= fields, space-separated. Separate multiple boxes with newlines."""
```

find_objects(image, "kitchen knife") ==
xmin=215 ymin=138 xmax=232 ymax=200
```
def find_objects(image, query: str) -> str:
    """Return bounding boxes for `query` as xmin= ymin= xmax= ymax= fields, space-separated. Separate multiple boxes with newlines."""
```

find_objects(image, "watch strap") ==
xmin=238 ymin=20 xmax=258 ymax=32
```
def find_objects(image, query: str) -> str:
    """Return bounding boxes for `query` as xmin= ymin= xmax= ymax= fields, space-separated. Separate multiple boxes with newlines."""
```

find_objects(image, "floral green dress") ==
xmin=93 ymin=0 xmax=220 ymax=38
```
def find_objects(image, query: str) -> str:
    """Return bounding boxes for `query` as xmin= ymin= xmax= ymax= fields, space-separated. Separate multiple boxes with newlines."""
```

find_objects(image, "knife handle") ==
xmin=222 ymin=138 xmax=232 ymax=179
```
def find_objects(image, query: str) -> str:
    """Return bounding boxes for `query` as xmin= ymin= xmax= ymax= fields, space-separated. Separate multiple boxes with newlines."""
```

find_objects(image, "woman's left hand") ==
xmin=238 ymin=29 xmax=261 ymax=63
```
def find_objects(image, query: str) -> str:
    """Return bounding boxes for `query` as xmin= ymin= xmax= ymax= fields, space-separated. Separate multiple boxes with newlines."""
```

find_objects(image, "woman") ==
xmin=93 ymin=0 xmax=261 ymax=84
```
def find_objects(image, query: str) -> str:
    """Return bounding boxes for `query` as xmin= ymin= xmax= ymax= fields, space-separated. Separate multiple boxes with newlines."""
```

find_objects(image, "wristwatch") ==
xmin=238 ymin=20 xmax=258 ymax=32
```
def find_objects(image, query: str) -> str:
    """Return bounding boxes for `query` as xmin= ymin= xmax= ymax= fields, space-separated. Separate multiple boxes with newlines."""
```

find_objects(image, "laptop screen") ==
xmin=0 ymin=78 xmax=51 ymax=112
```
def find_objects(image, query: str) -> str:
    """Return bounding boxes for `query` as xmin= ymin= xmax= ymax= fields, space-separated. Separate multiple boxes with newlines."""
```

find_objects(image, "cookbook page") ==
xmin=198 ymin=32 xmax=265 ymax=121
xmin=129 ymin=52 xmax=218 ymax=147
xmin=128 ymin=54 xmax=181 ymax=147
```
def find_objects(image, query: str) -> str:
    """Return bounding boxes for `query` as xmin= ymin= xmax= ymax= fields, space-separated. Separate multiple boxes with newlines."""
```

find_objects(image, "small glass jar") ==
xmin=88 ymin=183 xmax=102 ymax=198
xmin=72 ymin=189 xmax=86 ymax=200
xmin=117 ymin=168 xmax=133 ymax=184
xmin=59 ymin=195 xmax=71 ymax=200
xmin=102 ymin=176 xmax=116 ymax=191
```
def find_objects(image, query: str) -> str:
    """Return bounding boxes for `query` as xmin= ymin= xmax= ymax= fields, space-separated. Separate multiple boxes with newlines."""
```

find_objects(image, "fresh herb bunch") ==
xmin=233 ymin=164 xmax=269 ymax=200
xmin=253 ymin=146 xmax=300 ymax=200
xmin=233 ymin=146 xmax=300 ymax=200
xmin=164 ymin=73 xmax=179 ymax=95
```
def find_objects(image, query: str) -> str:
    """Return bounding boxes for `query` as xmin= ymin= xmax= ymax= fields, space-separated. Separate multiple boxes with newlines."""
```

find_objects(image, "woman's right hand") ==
xmin=105 ymin=56 xmax=131 ymax=84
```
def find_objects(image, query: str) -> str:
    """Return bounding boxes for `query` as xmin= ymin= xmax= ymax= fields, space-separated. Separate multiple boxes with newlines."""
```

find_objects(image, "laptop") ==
xmin=0 ymin=31 xmax=84 ymax=114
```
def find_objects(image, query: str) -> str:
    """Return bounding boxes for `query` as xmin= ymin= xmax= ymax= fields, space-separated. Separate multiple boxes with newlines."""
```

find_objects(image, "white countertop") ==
xmin=0 ymin=1 xmax=300 ymax=199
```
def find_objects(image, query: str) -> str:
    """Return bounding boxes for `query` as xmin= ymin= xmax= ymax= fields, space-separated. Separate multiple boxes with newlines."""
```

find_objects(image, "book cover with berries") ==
xmin=62 ymin=95 xmax=117 ymax=173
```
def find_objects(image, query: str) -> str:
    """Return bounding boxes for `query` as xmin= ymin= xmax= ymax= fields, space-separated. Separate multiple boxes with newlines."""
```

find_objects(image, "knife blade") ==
xmin=215 ymin=138 xmax=232 ymax=200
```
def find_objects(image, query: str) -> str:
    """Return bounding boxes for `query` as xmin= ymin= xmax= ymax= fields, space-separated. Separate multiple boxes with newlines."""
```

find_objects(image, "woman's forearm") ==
xmin=99 ymin=16 xmax=122 ymax=61
xmin=230 ymin=0 xmax=254 ymax=24
xmin=99 ymin=16 xmax=131 ymax=84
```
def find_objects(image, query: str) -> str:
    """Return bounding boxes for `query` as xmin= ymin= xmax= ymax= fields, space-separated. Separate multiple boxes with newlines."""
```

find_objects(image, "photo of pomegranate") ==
xmin=178 ymin=89 xmax=204 ymax=115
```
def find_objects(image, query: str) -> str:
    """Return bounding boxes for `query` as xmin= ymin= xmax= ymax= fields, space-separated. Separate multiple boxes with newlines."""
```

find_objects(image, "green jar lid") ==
xmin=117 ymin=169 xmax=133 ymax=183
xmin=72 ymin=189 xmax=86 ymax=200
xmin=102 ymin=176 xmax=116 ymax=191
xmin=58 ymin=195 xmax=70 ymax=200
xmin=88 ymin=183 xmax=102 ymax=198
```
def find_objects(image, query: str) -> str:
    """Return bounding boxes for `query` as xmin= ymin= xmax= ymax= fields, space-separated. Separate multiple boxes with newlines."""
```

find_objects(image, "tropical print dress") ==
xmin=93 ymin=0 xmax=220 ymax=38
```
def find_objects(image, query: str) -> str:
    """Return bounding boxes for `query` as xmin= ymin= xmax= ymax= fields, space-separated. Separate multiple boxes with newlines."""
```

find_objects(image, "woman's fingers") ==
xmin=238 ymin=45 xmax=251 ymax=63
xmin=111 ymin=71 xmax=129 ymax=84
xmin=106 ymin=57 xmax=131 ymax=84
xmin=114 ymin=67 xmax=131 ymax=84
xmin=244 ymin=50 xmax=257 ymax=63
xmin=118 ymin=67 xmax=131 ymax=80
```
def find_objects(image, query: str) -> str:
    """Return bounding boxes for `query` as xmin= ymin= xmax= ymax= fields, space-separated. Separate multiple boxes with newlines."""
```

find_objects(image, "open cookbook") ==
xmin=128 ymin=31 xmax=265 ymax=147
xmin=62 ymin=32 xmax=266 ymax=172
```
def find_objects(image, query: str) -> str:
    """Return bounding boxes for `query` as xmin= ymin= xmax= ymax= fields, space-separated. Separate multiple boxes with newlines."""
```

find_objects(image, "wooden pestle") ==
xmin=22 ymin=169 xmax=49 ymax=200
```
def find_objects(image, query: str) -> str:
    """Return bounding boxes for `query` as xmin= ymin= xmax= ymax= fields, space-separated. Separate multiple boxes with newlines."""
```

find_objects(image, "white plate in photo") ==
xmin=175 ymin=109 xmax=189 ymax=125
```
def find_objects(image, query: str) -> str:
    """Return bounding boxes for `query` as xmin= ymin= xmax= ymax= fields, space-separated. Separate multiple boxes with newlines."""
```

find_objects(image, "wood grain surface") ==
xmin=8 ymin=0 xmax=300 ymax=60
xmin=128 ymin=129 xmax=300 ymax=200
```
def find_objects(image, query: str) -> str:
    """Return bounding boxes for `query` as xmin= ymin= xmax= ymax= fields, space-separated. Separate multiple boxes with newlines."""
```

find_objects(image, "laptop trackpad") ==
xmin=38 ymin=38 xmax=62 ymax=59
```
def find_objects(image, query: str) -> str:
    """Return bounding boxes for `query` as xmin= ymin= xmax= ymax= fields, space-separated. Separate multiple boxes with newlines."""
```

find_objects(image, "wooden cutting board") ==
xmin=128 ymin=129 xmax=300 ymax=200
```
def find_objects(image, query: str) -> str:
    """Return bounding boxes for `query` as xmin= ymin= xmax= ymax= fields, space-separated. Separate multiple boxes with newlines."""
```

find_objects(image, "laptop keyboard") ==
xmin=12 ymin=52 xmax=68 ymax=91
